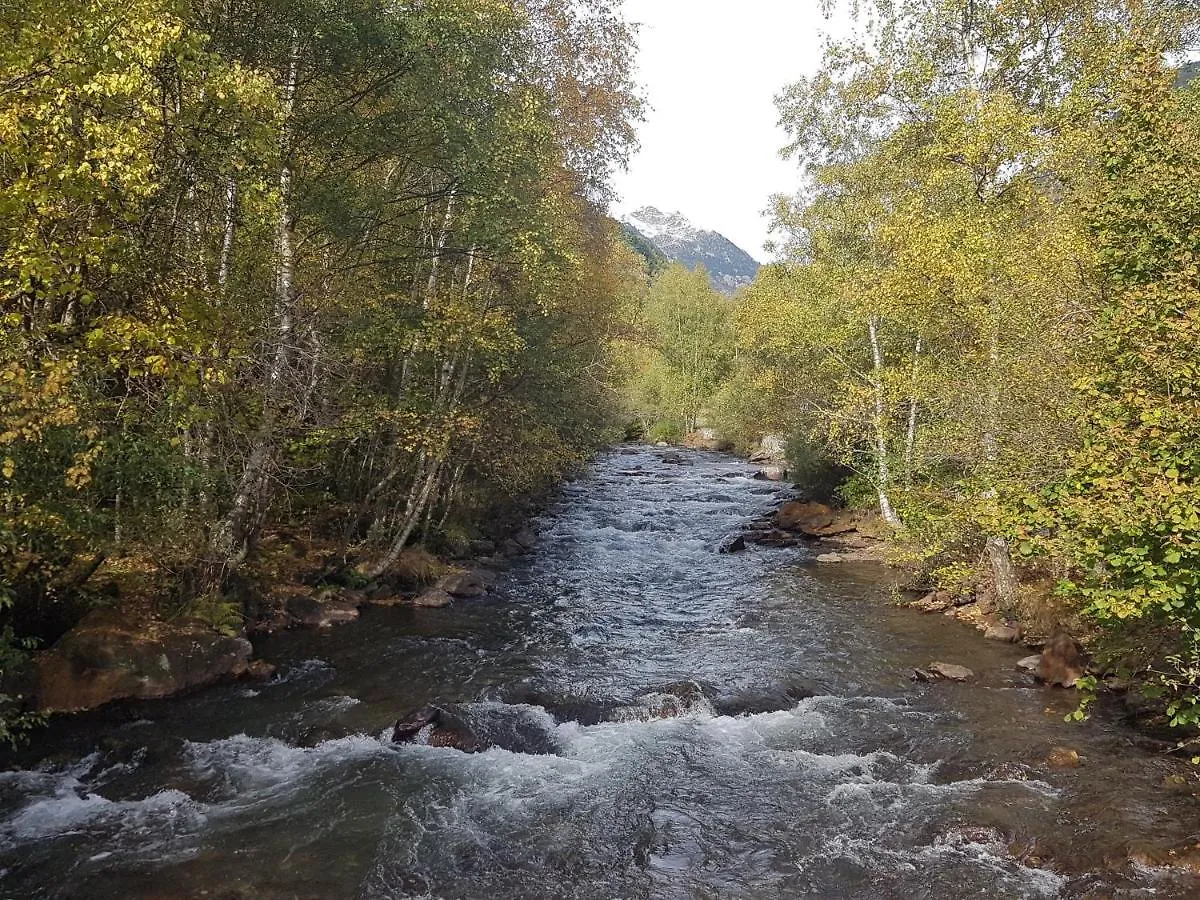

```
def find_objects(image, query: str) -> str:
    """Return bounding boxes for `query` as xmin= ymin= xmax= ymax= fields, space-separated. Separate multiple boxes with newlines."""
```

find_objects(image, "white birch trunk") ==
xmin=867 ymin=315 xmax=902 ymax=526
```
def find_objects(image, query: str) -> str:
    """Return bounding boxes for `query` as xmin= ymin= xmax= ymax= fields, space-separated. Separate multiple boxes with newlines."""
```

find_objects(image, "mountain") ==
xmin=621 ymin=206 xmax=760 ymax=295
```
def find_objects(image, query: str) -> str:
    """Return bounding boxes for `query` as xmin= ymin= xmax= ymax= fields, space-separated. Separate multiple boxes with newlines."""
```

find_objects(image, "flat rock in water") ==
xmin=911 ymin=590 xmax=951 ymax=612
xmin=439 ymin=571 xmax=489 ymax=599
xmin=412 ymin=587 xmax=454 ymax=608
xmin=34 ymin=610 xmax=253 ymax=713
xmin=928 ymin=662 xmax=975 ymax=682
xmin=816 ymin=552 xmax=844 ymax=563
xmin=984 ymin=623 xmax=1021 ymax=643
xmin=1017 ymin=655 xmax=1041 ymax=672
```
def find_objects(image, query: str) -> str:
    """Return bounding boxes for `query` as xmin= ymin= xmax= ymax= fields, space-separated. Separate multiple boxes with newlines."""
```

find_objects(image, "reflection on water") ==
xmin=1 ymin=447 xmax=1198 ymax=898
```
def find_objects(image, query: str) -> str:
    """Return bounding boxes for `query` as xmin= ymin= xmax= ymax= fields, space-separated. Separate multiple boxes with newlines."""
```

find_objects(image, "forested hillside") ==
xmin=718 ymin=1 xmax=1200 ymax=726
xmin=0 ymin=0 xmax=642 ymax=734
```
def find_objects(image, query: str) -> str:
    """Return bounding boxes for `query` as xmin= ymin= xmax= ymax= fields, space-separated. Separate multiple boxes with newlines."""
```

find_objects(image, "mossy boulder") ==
xmin=34 ymin=609 xmax=252 ymax=713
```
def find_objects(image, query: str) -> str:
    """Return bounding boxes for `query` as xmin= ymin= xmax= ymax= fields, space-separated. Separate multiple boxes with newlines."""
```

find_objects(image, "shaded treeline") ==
xmin=0 ymin=0 xmax=644 ymax=728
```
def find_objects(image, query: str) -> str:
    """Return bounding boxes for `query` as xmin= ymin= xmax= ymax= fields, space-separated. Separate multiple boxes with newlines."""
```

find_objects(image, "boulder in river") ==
xmin=1046 ymin=746 xmax=1081 ymax=768
xmin=35 ymin=609 xmax=253 ymax=713
xmin=438 ymin=570 xmax=490 ymax=599
xmin=285 ymin=592 xmax=360 ymax=628
xmin=412 ymin=587 xmax=454 ymax=608
xmin=391 ymin=705 xmax=482 ymax=752
xmin=1036 ymin=626 xmax=1087 ymax=688
xmin=913 ymin=662 xmax=975 ymax=682
xmin=984 ymin=622 xmax=1022 ymax=643
xmin=718 ymin=533 xmax=746 ymax=554
xmin=774 ymin=501 xmax=855 ymax=537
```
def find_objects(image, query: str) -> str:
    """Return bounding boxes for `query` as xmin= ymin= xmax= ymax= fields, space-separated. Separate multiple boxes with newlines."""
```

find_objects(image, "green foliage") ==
xmin=621 ymin=262 xmax=734 ymax=438
xmin=1039 ymin=43 xmax=1200 ymax=722
xmin=0 ymin=0 xmax=643 ymax=719
xmin=724 ymin=0 xmax=1200 ymax=725
xmin=179 ymin=593 xmax=243 ymax=638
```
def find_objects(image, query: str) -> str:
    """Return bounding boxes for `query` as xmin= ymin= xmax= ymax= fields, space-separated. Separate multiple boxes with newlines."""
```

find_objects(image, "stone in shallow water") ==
xmin=1046 ymin=746 xmax=1081 ymax=768
xmin=927 ymin=662 xmax=976 ymax=682
xmin=718 ymin=533 xmax=746 ymax=554
xmin=984 ymin=623 xmax=1022 ymax=642
xmin=412 ymin=587 xmax=454 ymax=608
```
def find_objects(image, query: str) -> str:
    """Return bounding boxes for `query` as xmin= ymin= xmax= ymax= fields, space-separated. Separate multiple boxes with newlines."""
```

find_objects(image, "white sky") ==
xmin=610 ymin=1 xmax=845 ymax=262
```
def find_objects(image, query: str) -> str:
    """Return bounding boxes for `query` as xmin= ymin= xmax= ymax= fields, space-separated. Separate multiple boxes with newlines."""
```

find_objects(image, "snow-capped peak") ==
xmin=620 ymin=205 xmax=760 ymax=296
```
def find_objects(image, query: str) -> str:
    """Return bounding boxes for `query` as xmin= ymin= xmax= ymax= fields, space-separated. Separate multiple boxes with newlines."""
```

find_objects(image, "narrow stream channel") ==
xmin=1 ymin=447 xmax=1197 ymax=898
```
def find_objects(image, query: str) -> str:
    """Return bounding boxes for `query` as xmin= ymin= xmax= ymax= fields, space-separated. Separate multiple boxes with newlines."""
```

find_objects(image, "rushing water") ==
xmin=2 ymin=447 xmax=1199 ymax=899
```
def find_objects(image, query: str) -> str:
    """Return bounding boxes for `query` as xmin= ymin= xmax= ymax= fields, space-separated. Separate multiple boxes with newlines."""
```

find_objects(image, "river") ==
xmin=1 ymin=447 xmax=1197 ymax=898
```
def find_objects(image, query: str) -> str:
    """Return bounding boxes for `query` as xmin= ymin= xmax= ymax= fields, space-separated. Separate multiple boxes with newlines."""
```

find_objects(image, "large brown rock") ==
xmin=774 ymin=501 xmax=856 ymax=537
xmin=35 ymin=609 xmax=252 ymax=713
xmin=1036 ymin=626 xmax=1087 ymax=687
xmin=439 ymin=570 xmax=489 ymax=599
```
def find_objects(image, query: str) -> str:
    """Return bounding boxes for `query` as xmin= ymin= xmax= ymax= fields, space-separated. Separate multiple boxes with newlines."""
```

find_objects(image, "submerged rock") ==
xmin=391 ymin=705 xmax=482 ymax=752
xmin=1046 ymin=746 xmax=1081 ymax=768
xmin=35 ymin=609 xmax=253 ymax=713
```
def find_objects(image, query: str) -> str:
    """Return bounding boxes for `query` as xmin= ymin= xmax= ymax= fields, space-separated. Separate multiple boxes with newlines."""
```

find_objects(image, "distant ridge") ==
xmin=621 ymin=206 xmax=760 ymax=295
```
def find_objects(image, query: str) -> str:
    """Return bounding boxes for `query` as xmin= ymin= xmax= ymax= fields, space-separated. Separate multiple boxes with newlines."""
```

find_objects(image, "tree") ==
xmin=625 ymin=263 xmax=733 ymax=438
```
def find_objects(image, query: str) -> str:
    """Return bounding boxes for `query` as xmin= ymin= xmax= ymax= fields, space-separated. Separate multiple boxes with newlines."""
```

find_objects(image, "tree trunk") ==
xmin=211 ymin=36 xmax=301 ymax=567
xmin=982 ymin=298 xmax=1016 ymax=605
xmin=217 ymin=177 xmax=237 ymax=290
xmin=904 ymin=334 xmax=922 ymax=486
xmin=867 ymin=315 xmax=902 ymax=526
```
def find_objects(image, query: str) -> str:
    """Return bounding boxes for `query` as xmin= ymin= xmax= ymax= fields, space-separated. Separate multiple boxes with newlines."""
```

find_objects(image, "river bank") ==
xmin=3 ymin=446 xmax=1200 ymax=898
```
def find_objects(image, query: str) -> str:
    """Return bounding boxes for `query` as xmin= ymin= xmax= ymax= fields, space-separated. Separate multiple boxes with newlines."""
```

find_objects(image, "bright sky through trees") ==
xmin=610 ymin=1 xmax=843 ymax=260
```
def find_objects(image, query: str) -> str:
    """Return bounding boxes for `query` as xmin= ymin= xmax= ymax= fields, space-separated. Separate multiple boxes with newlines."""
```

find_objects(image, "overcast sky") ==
xmin=610 ymin=1 xmax=845 ymax=262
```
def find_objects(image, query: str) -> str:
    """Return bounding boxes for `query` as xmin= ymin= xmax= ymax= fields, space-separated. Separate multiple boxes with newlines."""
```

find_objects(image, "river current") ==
xmin=1 ymin=447 xmax=1198 ymax=898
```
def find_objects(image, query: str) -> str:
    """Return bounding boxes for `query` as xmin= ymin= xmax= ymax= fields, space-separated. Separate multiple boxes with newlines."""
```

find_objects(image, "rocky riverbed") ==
xmin=2 ymin=447 xmax=1200 ymax=898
